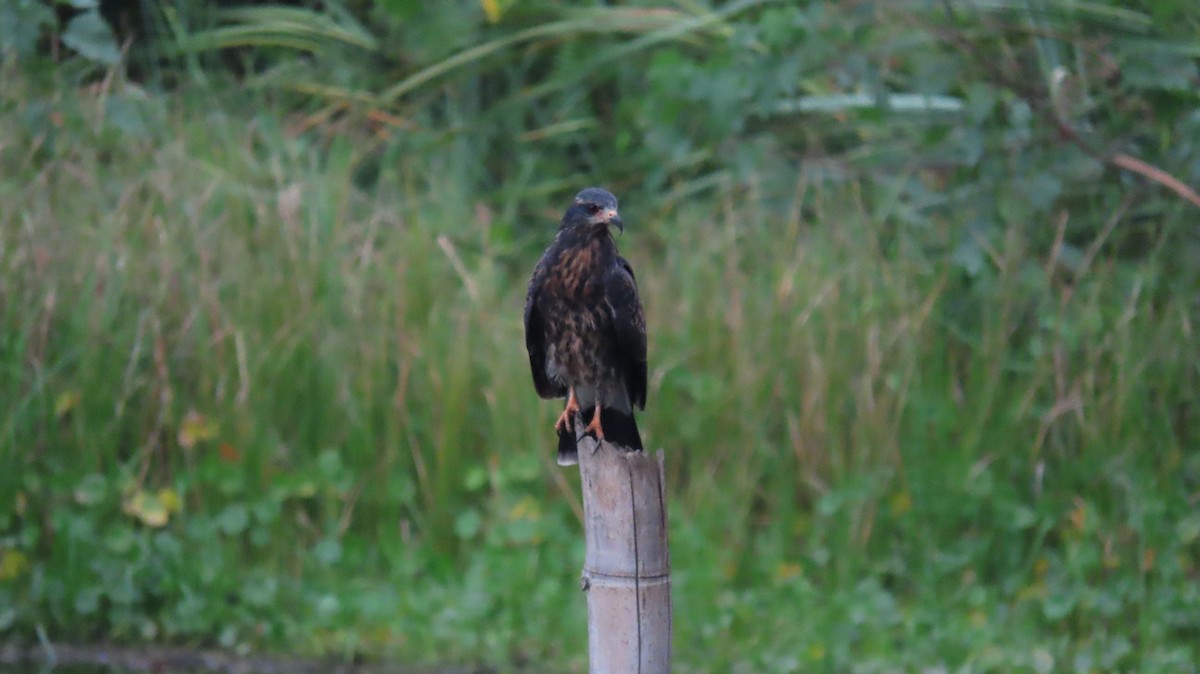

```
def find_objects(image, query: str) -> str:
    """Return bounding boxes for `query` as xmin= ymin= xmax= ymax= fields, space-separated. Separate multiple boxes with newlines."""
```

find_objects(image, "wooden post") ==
xmin=575 ymin=433 xmax=671 ymax=674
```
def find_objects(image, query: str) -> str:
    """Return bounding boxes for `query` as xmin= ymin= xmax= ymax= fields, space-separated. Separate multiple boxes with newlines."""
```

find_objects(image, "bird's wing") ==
xmin=606 ymin=256 xmax=647 ymax=410
xmin=525 ymin=256 xmax=568 ymax=399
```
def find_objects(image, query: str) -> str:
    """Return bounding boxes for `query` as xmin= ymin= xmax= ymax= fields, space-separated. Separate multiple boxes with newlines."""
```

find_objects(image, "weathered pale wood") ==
xmin=576 ymin=433 xmax=671 ymax=674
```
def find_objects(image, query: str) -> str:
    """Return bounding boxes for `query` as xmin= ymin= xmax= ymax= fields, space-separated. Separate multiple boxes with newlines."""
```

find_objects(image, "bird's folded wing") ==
xmin=606 ymin=257 xmax=647 ymax=410
xmin=525 ymin=259 xmax=567 ymax=399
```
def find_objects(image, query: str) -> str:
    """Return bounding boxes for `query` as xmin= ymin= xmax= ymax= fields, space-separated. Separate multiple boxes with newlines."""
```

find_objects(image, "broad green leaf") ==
xmin=217 ymin=504 xmax=249 ymax=535
xmin=73 ymin=474 xmax=107 ymax=506
xmin=0 ymin=550 xmax=29 ymax=581
xmin=105 ymin=95 xmax=154 ymax=138
xmin=123 ymin=490 xmax=171 ymax=527
xmin=178 ymin=410 xmax=217 ymax=448
xmin=54 ymin=390 xmax=80 ymax=417
xmin=74 ymin=587 xmax=102 ymax=615
xmin=61 ymin=8 xmax=120 ymax=65
xmin=313 ymin=538 xmax=342 ymax=566
xmin=0 ymin=1 xmax=55 ymax=55
xmin=454 ymin=509 xmax=482 ymax=539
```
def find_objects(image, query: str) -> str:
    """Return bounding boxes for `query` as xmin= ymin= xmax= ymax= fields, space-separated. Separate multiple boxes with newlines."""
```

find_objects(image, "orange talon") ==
xmin=583 ymin=401 xmax=604 ymax=440
xmin=555 ymin=387 xmax=580 ymax=434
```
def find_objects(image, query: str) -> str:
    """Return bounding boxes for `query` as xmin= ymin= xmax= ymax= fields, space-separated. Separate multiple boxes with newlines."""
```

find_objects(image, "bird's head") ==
xmin=560 ymin=187 xmax=622 ymax=235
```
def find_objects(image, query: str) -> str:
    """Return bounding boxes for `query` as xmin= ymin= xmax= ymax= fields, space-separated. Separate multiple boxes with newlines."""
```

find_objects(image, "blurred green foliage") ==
xmin=1 ymin=1 xmax=1199 ymax=672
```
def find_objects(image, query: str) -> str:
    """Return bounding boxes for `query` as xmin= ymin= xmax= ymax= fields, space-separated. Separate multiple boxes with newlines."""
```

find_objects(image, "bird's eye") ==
xmin=585 ymin=204 xmax=601 ymax=215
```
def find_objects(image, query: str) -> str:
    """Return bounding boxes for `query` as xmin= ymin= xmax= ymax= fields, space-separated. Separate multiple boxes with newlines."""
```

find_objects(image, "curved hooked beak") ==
xmin=604 ymin=209 xmax=624 ymax=233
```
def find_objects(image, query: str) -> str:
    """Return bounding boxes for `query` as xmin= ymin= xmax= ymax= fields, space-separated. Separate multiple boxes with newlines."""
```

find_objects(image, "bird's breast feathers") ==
xmin=545 ymin=241 xmax=603 ymax=299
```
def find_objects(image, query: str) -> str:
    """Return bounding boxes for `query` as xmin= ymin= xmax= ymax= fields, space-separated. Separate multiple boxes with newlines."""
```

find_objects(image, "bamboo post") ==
xmin=575 ymin=433 xmax=671 ymax=674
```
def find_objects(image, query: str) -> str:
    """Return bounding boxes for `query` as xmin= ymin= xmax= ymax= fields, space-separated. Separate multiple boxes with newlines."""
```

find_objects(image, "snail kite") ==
xmin=524 ymin=188 xmax=647 ymax=466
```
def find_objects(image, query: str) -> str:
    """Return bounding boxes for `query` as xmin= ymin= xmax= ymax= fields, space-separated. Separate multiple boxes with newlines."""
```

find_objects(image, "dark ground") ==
xmin=0 ymin=644 xmax=492 ymax=674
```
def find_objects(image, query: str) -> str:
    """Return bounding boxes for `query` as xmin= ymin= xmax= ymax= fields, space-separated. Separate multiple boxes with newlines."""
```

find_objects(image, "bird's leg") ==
xmin=555 ymin=387 xmax=580 ymax=434
xmin=583 ymin=400 xmax=604 ymax=441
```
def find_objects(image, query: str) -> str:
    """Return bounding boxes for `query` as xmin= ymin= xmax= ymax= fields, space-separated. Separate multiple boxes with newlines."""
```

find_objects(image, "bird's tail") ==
xmin=556 ymin=407 xmax=643 ymax=466
xmin=592 ymin=407 xmax=644 ymax=452
xmin=556 ymin=425 xmax=579 ymax=466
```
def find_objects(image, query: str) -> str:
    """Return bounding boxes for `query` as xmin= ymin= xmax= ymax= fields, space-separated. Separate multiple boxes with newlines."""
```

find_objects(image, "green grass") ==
xmin=2 ymin=68 xmax=1199 ymax=673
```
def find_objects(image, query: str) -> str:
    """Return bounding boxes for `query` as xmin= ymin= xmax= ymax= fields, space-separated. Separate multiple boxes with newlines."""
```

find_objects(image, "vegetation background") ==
xmin=2 ymin=0 xmax=1199 ymax=672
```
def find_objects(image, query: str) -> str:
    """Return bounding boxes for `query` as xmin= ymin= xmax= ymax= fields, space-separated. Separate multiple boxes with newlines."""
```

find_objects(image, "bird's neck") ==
xmin=559 ymin=227 xmax=616 ymax=254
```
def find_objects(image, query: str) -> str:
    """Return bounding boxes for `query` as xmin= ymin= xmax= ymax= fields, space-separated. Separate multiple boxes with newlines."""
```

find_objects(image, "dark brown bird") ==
xmin=524 ymin=188 xmax=647 ymax=465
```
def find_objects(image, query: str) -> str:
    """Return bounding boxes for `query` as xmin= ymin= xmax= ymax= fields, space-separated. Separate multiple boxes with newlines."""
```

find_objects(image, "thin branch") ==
xmin=1109 ymin=154 xmax=1200 ymax=209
